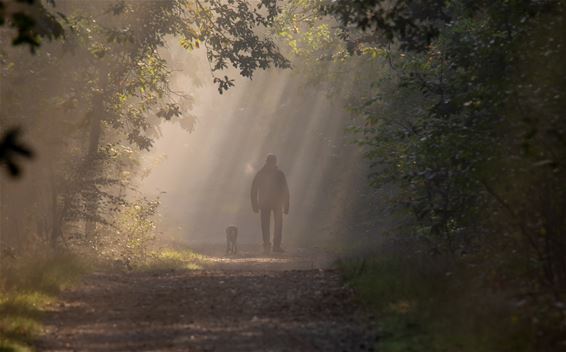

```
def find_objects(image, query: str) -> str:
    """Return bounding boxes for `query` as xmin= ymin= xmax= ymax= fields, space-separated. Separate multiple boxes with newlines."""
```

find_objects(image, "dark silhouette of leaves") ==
xmin=0 ymin=128 xmax=34 ymax=178
xmin=0 ymin=0 xmax=64 ymax=53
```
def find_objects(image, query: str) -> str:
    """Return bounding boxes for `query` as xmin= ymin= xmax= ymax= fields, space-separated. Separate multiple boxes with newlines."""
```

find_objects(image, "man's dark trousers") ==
xmin=260 ymin=207 xmax=283 ymax=248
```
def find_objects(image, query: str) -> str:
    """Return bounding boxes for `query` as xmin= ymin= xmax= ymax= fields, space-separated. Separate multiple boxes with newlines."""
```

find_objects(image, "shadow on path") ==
xmin=37 ymin=248 xmax=376 ymax=352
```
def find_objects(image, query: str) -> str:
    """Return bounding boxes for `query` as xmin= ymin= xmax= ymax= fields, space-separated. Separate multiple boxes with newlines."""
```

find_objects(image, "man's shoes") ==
xmin=272 ymin=246 xmax=285 ymax=253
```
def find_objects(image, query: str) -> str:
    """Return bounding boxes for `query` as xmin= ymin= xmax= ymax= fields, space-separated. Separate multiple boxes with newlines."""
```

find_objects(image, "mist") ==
xmin=140 ymin=45 xmax=372 ymax=248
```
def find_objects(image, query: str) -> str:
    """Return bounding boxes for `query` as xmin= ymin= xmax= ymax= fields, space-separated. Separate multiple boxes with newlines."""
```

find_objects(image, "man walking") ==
xmin=251 ymin=154 xmax=290 ymax=253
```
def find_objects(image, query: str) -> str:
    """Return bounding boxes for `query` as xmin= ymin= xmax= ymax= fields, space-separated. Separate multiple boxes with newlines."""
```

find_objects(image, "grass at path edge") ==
xmin=0 ymin=247 xmax=209 ymax=352
xmin=140 ymin=248 xmax=211 ymax=271
xmin=0 ymin=253 xmax=91 ymax=352
xmin=337 ymin=255 xmax=536 ymax=352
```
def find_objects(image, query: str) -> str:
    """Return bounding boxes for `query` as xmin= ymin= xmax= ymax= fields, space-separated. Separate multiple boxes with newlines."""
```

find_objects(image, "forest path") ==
xmin=36 ymin=246 xmax=376 ymax=351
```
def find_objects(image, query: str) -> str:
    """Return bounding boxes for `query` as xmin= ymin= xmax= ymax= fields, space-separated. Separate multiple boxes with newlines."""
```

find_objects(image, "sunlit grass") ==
xmin=141 ymin=248 xmax=212 ymax=271
xmin=0 ymin=292 xmax=53 ymax=318
xmin=0 ymin=253 xmax=91 ymax=352
xmin=0 ymin=315 xmax=42 ymax=345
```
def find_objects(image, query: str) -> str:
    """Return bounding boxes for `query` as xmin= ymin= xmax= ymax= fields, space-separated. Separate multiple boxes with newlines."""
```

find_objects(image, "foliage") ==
xmin=193 ymin=0 xmax=290 ymax=92
xmin=278 ymin=0 xmax=566 ymax=350
xmin=340 ymin=0 xmax=566 ymax=288
xmin=0 ymin=128 xmax=33 ymax=177
xmin=96 ymin=197 xmax=160 ymax=268
xmin=0 ymin=0 xmax=63 ymax=52
xmin=323 ymin=0 xmax=448 ymax=51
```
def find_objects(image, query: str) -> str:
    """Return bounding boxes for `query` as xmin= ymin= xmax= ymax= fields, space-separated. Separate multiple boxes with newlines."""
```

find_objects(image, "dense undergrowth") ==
xmin=339 ymin=246 xmax=564 ymax=352
xmin=281 ymin=1 xmax=566 ymax=350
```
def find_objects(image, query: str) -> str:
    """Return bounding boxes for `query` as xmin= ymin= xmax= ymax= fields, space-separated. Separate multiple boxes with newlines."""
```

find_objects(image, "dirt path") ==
xmin=37 ymin=247 xmax=376 ymax=351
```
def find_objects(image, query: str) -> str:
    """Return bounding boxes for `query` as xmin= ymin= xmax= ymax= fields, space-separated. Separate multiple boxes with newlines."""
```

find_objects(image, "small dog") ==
xmin=225 ymin=225 xmax=238 ymax=255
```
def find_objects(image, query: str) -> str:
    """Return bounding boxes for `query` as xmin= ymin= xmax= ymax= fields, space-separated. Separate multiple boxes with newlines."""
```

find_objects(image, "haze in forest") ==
xmin=139 ymin=45 xmax=373 ymax=247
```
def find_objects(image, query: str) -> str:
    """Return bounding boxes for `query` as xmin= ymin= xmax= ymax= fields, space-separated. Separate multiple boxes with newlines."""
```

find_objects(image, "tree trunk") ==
xmin=83 ymin=91 xmax=105 ymax=241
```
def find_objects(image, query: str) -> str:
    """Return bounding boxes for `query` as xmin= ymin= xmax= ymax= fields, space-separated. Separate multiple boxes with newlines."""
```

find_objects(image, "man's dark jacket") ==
xmin=251 ymin=166 xmax=290 ymax=212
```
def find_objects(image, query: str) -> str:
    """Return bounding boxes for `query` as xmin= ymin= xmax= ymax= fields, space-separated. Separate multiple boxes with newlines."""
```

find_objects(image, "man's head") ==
xmin=265 ymin=154 xmax=277 ymax=168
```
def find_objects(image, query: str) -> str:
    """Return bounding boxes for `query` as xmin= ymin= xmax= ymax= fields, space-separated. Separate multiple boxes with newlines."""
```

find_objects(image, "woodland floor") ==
xmin=35 ymin=245 xmax=376 ymax=351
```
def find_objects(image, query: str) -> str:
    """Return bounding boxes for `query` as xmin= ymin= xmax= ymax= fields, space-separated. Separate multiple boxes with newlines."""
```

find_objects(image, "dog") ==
xmin=225 ymin=225 xmax=238 ymax=255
